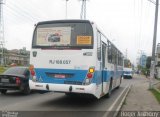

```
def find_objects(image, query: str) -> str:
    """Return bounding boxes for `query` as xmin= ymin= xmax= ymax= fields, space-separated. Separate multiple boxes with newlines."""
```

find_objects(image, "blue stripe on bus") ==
xmin=35 ymin=68 xmax=87 ymax=84
xmin=34 ymin=68 xmax=123 ymax=85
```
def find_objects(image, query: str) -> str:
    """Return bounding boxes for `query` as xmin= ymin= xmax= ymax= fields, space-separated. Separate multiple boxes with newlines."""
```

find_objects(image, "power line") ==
xmin=17 ymin=0 xmax=50 ymax=20
xmin=64 ymin=0 xmax=69 ymax=19
xmin=0 ymin=0 xmax=5 ymax=65
xmin=7 ymin=1 xmax=42 ymax=21
xmin=148 ymin=0 xmax=159 ymax=89
xmin=148 ymin=0 xmax=156 ymax=4
xmin=79 ymin=0 xmax=88 ymax=19
xmin=4 ymin=7 xmax=29 ymax=24
xmin=5 ymin=4 xmax=37 ymax=23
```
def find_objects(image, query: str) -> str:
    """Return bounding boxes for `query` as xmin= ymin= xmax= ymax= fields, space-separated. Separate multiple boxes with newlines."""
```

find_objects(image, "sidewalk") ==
xmin=121 ymin=75 xmax=160 ymax=111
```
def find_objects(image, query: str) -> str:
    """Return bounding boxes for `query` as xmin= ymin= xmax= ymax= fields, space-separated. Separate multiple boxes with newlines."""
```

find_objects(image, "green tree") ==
xmin=146 ymin=56 xmax=151 ymax=69
xmin=124 ymin=59 xmax=131 ymax=68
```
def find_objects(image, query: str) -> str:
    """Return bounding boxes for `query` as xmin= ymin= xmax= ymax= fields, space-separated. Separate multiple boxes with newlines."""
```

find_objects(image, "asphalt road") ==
xmin=0 ymin=75 xmax=143 ymax=117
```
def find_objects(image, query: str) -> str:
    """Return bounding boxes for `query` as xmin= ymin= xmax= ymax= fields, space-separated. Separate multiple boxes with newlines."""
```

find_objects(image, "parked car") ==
xmin=0 ymin=66 xmax=31 ymax=94
xmin=123 ymin=67 xmax=133 ymax=79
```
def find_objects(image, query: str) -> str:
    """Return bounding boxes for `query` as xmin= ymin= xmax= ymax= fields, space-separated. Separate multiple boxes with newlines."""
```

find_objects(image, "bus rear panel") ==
xmin=29 ymin=20 xmax=123 ymax=99
xmin=29 ymin=20 xmax=99 ymax=97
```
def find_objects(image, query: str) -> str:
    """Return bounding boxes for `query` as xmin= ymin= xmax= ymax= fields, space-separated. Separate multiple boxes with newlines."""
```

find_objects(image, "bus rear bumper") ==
xmin=29 ymin=80 xmax=97 ymax=95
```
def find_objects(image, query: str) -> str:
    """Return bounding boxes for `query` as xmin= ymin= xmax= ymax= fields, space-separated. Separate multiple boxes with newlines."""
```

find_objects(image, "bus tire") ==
xmin=117 ymin=76 xmax=122 ymax=89
xmin=105 ymin=79 xmax=112 ymax=98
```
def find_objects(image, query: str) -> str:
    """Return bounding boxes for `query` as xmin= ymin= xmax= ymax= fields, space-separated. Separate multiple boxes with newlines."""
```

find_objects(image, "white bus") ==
xmin=29 ymin=20 xmax=123 ymax=99
xmin=123 ymin=67 xmax=133 ymax=79
xmin=123 ymin=59 xmax=133 ymax=79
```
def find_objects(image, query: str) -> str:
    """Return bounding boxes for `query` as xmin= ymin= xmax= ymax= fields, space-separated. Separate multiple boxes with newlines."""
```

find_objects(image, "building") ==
xmin=0 ymin=47 xmax=30 ymax=66
xmin=155 ymin=43 xmax=160 ymax=78
xmin=139 ymin=54 xmax=147 ymax=68
xmin=156 ymin=43 xmax=160 ymax=66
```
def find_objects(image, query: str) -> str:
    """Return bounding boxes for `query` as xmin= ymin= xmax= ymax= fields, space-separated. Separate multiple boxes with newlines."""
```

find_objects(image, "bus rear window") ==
xmin=32 ymin=22 xmax=93 ymax=49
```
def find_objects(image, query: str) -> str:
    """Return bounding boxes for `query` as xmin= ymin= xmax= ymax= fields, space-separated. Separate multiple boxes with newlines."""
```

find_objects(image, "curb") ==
xmin=103 ymin=85 xmax=131 ymax=117
xmin=113 ymin=85 xmax=131 ymax=117
xmin=153 ymin=82 xmax=160 ymax=94
xmin=114 ymin=85 xmax=131 ymax=117
xmin=154 ymin=87 xmax=160 ymax=94
xmin=153 ymin=86 xmax=160 ymax=94
xmin=152 ymin=81 xmax=160 ymax=86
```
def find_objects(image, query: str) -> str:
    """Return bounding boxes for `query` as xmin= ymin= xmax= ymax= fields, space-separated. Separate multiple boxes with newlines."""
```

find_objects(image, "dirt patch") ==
xmin=155 ymin=83 xmax=160 ymax=91
xmin=158 ymin=86 xmax=160 ymax=90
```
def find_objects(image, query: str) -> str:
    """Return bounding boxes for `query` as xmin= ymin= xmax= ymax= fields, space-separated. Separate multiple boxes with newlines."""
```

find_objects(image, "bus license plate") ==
xmin=1 ymin=78 xmax=9 ymax=83
xmin=54 ymin=74 xmax=65 ymax=78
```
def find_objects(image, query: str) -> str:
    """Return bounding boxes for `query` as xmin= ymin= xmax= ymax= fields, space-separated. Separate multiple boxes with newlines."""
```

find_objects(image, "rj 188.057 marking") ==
xmin=49 ymin=60 xmax=71 ymax=64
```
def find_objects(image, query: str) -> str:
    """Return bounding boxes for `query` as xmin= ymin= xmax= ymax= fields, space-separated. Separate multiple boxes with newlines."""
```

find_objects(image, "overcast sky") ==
xmin=1 ymin=0 xmax=160 ymax=64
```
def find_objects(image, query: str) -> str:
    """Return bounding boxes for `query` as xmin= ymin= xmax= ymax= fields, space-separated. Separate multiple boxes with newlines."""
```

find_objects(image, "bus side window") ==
xmin=121 ymin=54 xmax=123 ymax=66
xmin=111 ymin=45 xmax=116 ymax=64
xmin=102 ymin=42 xmax=107 ymax=68
xmin=108 ymin=41 xmax=112 ymax=63
xmin=118 ymin=52 xmax=120 ymax=65
xmin=118 ymin=52 xmax=123 ymax=66
xmin=97 ymin=31 xmax=101 ymax=61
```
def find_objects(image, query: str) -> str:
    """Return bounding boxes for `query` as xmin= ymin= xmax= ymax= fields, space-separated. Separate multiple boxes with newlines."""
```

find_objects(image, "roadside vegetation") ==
xmin=123 ymin=98 xmax=127 ymax=105
xmin=150 ymin=88 xmax=160 ymax=104
xmin=0 ymin=66 xmax=8 ymax=74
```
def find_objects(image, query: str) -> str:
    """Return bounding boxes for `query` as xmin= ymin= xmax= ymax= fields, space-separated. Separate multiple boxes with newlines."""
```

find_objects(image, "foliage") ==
xmin=141 ymin=67 xmax=149 ymax=75
xmin=137 ymin=64 xmax=149 ymax=75
xmin=0 ymin=48 xmax=8 ymax=53
xmin=0 ymin=66 xmax=8 ymax=74
xmin=137 ymin=56 xmax=151 ymax=75
xmin=124 ymin=59 xmax=131 ymax=68
xmin=150 ymin=88 xmax=160 ymax=104
xmin=146 ymin=56 xmax=151 ymax=69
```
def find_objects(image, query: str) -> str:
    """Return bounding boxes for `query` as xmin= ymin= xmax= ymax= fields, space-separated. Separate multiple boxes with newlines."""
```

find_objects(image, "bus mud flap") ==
xmin=46 ymin=84 xmax=49 ymax=90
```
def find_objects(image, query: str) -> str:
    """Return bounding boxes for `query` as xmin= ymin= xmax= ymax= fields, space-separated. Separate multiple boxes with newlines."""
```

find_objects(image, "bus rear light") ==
xmin=87 ymin=73 xmax=93 ymax=79
xmin=89 ymin=68 xmax=94 ymax=73
xmin=84 ymin=67 xmax=95 ymax=85
xmin=31 ymin=70 xmax=35 ymax=76
xmin=85 ymin=78 xmax=90 ymax=84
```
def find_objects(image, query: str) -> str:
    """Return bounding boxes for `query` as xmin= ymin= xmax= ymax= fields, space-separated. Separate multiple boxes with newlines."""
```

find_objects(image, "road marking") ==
xmin=113 ymin=85 xmax=131 ymax=117
xmin=108 ymin=85 xmax=129 ymax=111
xmin=103 ymin=84 xmax=130 ymax=117
xmin=0 ymin=92 xmax=54 ymax=110
xmin=116 ymin=85 xmax=131 ymax=111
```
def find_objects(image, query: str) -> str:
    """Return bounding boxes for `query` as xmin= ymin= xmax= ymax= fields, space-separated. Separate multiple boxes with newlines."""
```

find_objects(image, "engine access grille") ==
xmin=64 ymin=81 xmax=82 ymax=85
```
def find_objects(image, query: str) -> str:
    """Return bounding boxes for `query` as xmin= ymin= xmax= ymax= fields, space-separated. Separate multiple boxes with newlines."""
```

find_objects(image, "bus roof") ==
xmin=36 ymin=19 xmax=92 ymax=25
xmin=34 ymin=19 xmax=123 ymax=56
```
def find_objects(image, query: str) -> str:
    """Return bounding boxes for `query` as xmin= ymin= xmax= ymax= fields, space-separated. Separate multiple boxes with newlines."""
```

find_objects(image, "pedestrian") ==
xmin=145 ymin=71 xmax=148 ymax=78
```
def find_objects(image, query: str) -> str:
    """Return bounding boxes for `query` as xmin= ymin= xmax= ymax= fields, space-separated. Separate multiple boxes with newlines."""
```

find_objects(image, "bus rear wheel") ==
xmin=105 ymin=79 xmax=112 ymax=98
xmin=117 ymin=76 xmax=122 ymax=89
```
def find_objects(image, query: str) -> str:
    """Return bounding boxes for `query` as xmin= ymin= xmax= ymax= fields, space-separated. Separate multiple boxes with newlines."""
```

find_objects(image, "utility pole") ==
xmin=139 ymin=50 xmax=144 ymax=66
xmin=149 ymin=0 xmax=159 ymax=89
xmin=0 ymin=0 xmax=5 ymax=66
xmin=79 ymin=0 xmax=88 ymax=19
xmin=65 ymin=0 xmax=69 ymax=19
xmin=125 ymin=49 xmax=128 ymax=59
